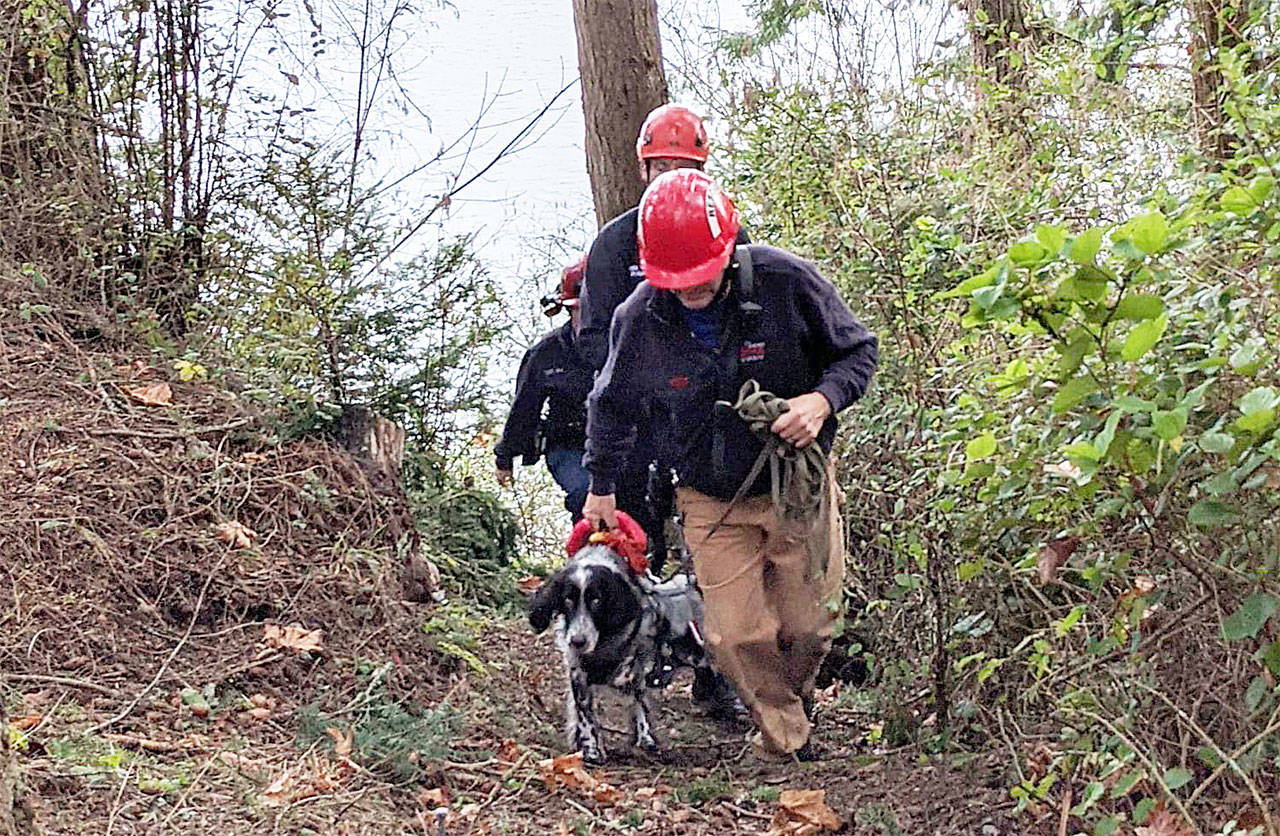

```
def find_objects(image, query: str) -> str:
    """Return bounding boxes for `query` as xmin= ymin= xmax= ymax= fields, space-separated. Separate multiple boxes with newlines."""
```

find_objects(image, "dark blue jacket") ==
xmin=585 ymin=245 xmax=878 ymax=501
xmin=495 ymin=322 xmax=594 ymax=470
xmin=578 ymin=206 xmax=751 ymax=371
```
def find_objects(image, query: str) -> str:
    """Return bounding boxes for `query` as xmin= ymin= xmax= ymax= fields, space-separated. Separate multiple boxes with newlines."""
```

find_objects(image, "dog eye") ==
xmin=563 ymin=596 xmax=575 ymax=610
xmin=586 ymin=595 xmax=600 ymax=611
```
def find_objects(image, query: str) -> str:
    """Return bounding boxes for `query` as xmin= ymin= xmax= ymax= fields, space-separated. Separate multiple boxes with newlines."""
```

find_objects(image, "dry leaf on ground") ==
xmin=765 ymin=788 xmax=842 ymax=836
xmin=125 ymin=381 xmax=173 ymax=406
xmin=1134 ymin=806 xmax=1196 ymax=836
xmin=326 ymin=726 xmax=353 ymax=759
xmin=262 ymin=623 xmax=324 ymax=653
xmin=1037 ymin=537 xmax=1079 ymax=584
xmin=214 ymin=520 xmax=256 ymax=548
xmin=516 ymin=575 xmax=543 ymax=595
xmin=536 ymin=752 xmax=622 ymax=806
xmin=496 ymin=738 xmax=520 ymax=765
xmin=418 ymin=787 xmax=449 ymax=807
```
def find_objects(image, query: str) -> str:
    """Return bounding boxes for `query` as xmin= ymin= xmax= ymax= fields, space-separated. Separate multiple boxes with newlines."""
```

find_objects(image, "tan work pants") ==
xmin=677 ymin=475 xmax=845 ymax=755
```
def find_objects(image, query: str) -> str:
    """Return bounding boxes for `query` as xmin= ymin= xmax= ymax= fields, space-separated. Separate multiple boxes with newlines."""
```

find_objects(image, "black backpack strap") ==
xmin=733 ymin=245 xmax=761 ymax=336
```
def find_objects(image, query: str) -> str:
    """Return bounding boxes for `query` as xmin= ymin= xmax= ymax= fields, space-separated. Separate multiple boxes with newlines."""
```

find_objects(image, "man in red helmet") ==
xmin=577 ymin=104 xmax=750 ymax=573
xmin=582 ymin=170 xmax=878 ymax=762
xmin=494 ymin=257 xmax=594 ymax=521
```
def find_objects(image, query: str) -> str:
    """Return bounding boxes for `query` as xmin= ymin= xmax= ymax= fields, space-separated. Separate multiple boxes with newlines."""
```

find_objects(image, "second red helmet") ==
xmin=635 ymin=104 xmax=709 ymax=163
xmin=559 ymin=255 xmax=586 ymax=307
xmin=638 ymin=170 xmax=740 ymax=291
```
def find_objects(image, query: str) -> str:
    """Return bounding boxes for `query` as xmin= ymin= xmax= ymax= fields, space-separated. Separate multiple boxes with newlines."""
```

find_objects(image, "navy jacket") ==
xmin=578 ymin=206 xmax=751 ymax=371
xmin=495 ymin=322 xmax=594 ymax=470
xmin=585 ymin=245 xmax=878 ymax=501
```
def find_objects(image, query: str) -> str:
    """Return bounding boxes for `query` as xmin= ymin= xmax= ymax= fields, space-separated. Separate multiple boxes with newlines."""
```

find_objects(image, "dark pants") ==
xmin=546 ymin=447 xmax=590 ymax=521
xmin=616 ymin=462 xmax=667 ymax=574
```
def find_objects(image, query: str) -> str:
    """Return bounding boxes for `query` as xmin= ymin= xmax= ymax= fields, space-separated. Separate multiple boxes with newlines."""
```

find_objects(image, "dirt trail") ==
xmin=8 ymin=615 xmax=1025 ymax=836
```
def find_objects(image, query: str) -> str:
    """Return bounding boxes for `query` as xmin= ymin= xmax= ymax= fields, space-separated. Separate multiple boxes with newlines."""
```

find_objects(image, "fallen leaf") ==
xmin=590 ymin=782 xmax=623 ymax=805
xmin=418 ymin=787 xmax=449 ymax=807
xmin=326 ymin=726 xmax=353 ymax=759
xmin=1134 ymin=805 xmax=1196 ymax=836
xmin=248 ymin=693 xmax=273 ymax=709
xmin=125 ymin=381 xmax=173 ymax=406
xmin=214 ymin=520 xmax=256 ymax=549
xmin=262 ymin=623 xmax=324 ymax=653
xmin=634 ymin=786 xmax=658 ymax=801
xmin=247 ymin=707 xmax=272 ymax=722
xmin=1045 ymin=460 xmax=1083 ymax=480
xmin=497 ymin=738 xmax=520 ymax=765
xmin=517 ymin=575 xmax=544 ymax=595
xmin=765 ymin=789 xmax=841 ymax=836
xmin=8 ymin=713 xmax=42 ymax=731
xmin=670 ymin=808 xmax=691 ymax=823
xmin=1037 ymin=537 xmax=1079 ymax=584
xmin=261 ymin=769 xmax=294 ymax=806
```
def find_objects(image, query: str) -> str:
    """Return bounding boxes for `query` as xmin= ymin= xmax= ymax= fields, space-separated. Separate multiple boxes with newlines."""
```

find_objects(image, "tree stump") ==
xmin=333 ymin=406 xmax=443 ymax=604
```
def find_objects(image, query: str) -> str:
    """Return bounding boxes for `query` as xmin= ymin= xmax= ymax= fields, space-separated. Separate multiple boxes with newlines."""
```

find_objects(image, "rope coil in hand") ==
xmin=701 ymin=380 xmax=832 ymax=582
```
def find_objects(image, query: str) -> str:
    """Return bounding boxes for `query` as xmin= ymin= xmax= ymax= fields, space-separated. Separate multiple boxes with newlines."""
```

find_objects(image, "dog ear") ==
xmin=528 ymin=571 xmax=566 ymax=633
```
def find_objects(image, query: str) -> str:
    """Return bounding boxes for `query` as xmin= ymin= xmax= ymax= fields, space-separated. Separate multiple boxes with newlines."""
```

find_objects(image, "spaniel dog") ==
xmin=528 ymin=544 xmax=742 ymax=764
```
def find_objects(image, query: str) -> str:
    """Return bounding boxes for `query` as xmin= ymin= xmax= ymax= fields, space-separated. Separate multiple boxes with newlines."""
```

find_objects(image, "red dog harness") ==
xmin=566 ymin=511 xmax=649 ymax=576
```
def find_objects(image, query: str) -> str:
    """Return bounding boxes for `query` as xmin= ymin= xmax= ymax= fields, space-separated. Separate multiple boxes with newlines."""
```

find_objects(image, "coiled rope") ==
xmin=701 ymin=379 xmax=832 ymax=582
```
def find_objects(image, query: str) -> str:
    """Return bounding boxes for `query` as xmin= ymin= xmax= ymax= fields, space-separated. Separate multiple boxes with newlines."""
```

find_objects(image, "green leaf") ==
xmin=1094 ymin=818 xmax=1121 ymax=836
xmin=1110 ymin=771 xmax=1142 ymax=799
xmin=1114 ymin=396 xmax=1155 ymax=413
xmin=1009 ymin=238 xmax=1048 ymax=265
xmin=1222 ymin=185 xmax=1258 ymax=214
xmin=1245 ymin=675 xmax=1269 ymax=713
xmin=1162 ymin=767 xmax=1193 ymax=792
xmin=1199 ymin=431 xmax=1235 ymax=453
xmin=1239 ymin=387 xmax=1280 ymax=415
xmin=1121 ymin=314 xmax=1168 ymax=362
xmin=1074 ymin=265 xmax=1110 ymax=301
xmin=1115 ymin=293 xmax=1164 ymax=320
xmin=1249 ymin=175 xmax=1274 ymax=202
xmin=958 ymin=561 xmax=984 ymax=582
xmin=1036 ymin=224 xmax=1066 ymax=254
xmin=1063 ymin=441 xmax=1103 ymax=462
xmin=1070 ymin=228 xmax=1103 ymax=264
xmin=966 ymin=432 xmax=997 ymax=461
xmin=939 ymin=263 xmax=1002 ymax=300
xmin=1133 ymin=798 xmax=1156 ymax=823
xmin=1128 ymin=211 xmax=1170 ymax=255
xmin=1229 ymin=340 xmax=1267 ymax=376
xmin=1235 ymin=408 xmax=1276 ymax=433
xmin=1222 ymin=593 xmax=1279 ymax=641
xmin=1053 ymin=375 xmax=1099 ymax=414
xmin=1188 ymin=499 xmax=1239 ymax=528
xmin=1262 ymin=641 xmax=1280 ymax=676
xmin=1153 ymin=408 xmax=1187 ymax=441
xmin=1201 ymin=471 xmax=1238 ymax=496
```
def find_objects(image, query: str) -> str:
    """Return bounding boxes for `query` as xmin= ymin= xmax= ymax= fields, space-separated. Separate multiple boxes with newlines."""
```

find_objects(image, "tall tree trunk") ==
xmin=571 ymin=0 xmax=668 ymax=226
xmin=1188 ymin=0 xmax=1251 ymax=161
xmin=964 ymin=0 xmax=1031 ymax=131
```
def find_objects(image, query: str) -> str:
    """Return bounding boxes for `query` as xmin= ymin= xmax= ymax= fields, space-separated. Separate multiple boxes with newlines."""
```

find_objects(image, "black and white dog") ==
xmin=528 ymin=545 xmax=742 ymax=764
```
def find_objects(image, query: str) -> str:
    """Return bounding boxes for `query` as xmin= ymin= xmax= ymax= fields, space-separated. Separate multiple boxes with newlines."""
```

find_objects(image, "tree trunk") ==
xmin=571 ymin=0 xmax=668 ymax=226
xmin=1188 ymin=0 xmax=1251 ymax=161
xmin=332 ymin=406 xmax=443 ymax=604
xmin=964 ymin=0 xmax=1030 ymax=131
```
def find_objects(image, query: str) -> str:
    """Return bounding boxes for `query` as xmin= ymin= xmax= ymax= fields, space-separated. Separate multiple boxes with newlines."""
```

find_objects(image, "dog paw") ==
xmin=633 ymin=735 xmax=661 ymax=758
xmin=580 ymin=744 xmax=606 ymax=765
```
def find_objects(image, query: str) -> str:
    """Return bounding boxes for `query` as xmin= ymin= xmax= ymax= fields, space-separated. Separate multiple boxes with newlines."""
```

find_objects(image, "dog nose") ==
xmin=569 ymin=635 xmax=587 ymax=648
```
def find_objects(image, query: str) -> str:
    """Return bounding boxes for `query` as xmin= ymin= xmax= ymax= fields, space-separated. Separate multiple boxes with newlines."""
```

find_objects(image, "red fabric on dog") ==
xmin=566 ymin=511 xmax=649 ymax=576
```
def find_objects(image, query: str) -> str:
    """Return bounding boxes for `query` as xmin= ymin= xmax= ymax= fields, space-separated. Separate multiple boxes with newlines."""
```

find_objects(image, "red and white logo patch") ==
xmin=739 ymin=341 xmax=765 ymax=363
xmin=668 ymin=375 xmax=690 ymax=391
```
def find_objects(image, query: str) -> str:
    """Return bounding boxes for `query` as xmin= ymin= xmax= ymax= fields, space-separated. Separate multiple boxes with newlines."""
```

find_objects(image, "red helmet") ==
xmin=636 ymin=104 xmax=709 ymax=163
xmin=638 ymin=170 xmax=740 ymax=290
xmin=560 ymin=255 xmax=585 ymax=307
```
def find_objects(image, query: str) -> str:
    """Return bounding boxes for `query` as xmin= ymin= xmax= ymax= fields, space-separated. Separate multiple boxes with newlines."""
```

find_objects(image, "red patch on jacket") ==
xmin=668 ymin=375 xmax=690 ymax=391
xmin=739 ymin=341 xmax=765 ymax=363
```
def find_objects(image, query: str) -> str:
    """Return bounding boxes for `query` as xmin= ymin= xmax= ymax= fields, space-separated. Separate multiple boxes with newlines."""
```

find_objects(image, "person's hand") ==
xmin=495 ymin=467 xmax=513 ymax=487
xmin=770 ymin=392 xmax=832 ymax=449
xmin=583 ymin=492 xmax=618 ymax=530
